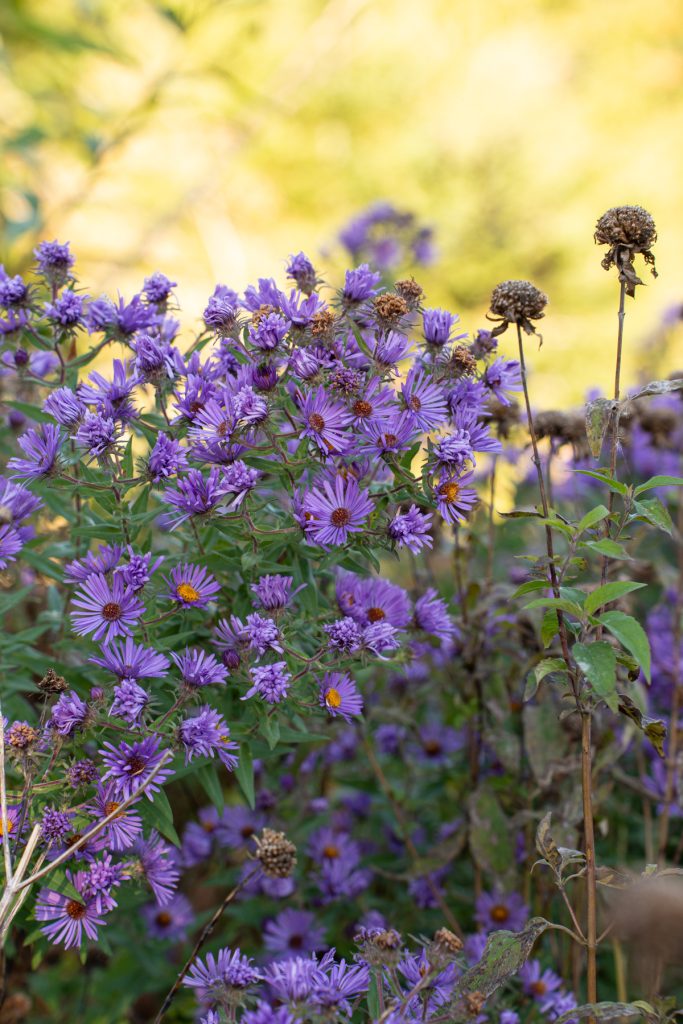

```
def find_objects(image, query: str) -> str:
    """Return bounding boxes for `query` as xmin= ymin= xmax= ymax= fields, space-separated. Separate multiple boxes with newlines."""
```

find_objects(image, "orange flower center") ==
xmin=490 ymin=905 xmax=510 ymax=923
xmin=367 ymin=607 xmax=385 ymax=622
xmin=66 ymin=900 xmax=86 ymax=920
xmin=102 ymin=602 xmax=122 ymax=621
xmin=309 ymin=413 xmax=325 ymax=433
xmin=438 ymin=481 xmax=460 ymax=504
xmin=0 ymin=819 xmax=14 ymax=837
xmin=325 ymin=688 xmax=342 ymax=709
xmin=176 ymin=582 xmax=200 ymax=603
xmin=323 ymin=844 xmax=340 ymax=859
xmin=331 ymin=508 xmax=351 ymax=527
xmin=353 ymin=400 xmax=373 ymax=418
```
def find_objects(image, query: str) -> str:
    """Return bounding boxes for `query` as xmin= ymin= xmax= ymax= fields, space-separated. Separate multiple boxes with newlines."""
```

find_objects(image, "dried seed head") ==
xmin=446 ymin=345 xmax=477 ymax=378
xmin=354 ymin=927 xmax=404 ymax=966
xmin=488 ymin=280 xmax=548 ymax=337
xmin=7 ymin=723 xmax=39 ymax=750
xmin=464 ymin=992 xmax=487 ymax=1017
xmin=253 ymin=827 xmax=297 ymax=878
xmin=594 ymin=205 xmax=657 ymax=295
xmin=634 ymin=403 xmax=678 ymax=448
xmin=251 ymin=304 xmax=278 ymax=326
xmin=310 ymin=308 xmax=336 ymax=339
xmin=426 ymin=927 xmax=464 ymax=967
xmin=394 ymin=277 xmax=424 ymax=309
xmin=373 ymin=293 xmax=410 ymax=327
xmin=38 ymin=668 xmax=67 ymax=695
xmin=487 ymin=399 xmax=521 ymax=440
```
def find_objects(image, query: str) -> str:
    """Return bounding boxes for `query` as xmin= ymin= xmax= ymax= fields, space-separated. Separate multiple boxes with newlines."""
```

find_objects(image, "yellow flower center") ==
xmin=438 ymin=481 xmax=460 ymax=504
xmin=323 ymin=844 xmax=340 ymax=859
xmin=490 ymin=905 xmax=510 ymax=923
xmin=325 ymin=688 xmax=342 ymax=709
xmin=177 ymin=582 xmax=200 ymax=603
xmin=0 ymin=819 xmax=14 ymax=837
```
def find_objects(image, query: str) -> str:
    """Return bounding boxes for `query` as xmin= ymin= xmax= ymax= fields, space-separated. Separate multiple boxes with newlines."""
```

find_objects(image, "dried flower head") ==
xmin=446 ymin=345 xmax=477 ymax=378
xmin=354 ymin=927 xmax=403 ymax=966
xmin=38 ymin=668 xmax=67 ymax=695
xmin=310 ymin=308 xmax=336 ymax=340
xmin=464 ymin=992 xmax=487 ymax=1016
xmin=487 ymin=399 xmax=521 ymax=440
xmin=488 ymin=280 xmax=548 ymax=337
xmin=373 ymin=293 xmax=410 ymax=328
xmin=594 ymin=205 xmax=657 ymax=296
xmin=432 ymin=926 xmax=463 ymax=956
xmin=7 ymin=722 xmax=39 ymax=750
xmin=395 ymin=277 xmax=424 ymax=309
xmin=253 ymin=828 xmax=297 ymax=878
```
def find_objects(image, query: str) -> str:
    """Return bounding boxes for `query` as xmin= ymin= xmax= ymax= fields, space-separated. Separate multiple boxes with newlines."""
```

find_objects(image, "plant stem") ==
xmin=657 ymin=494 xmax=683 ymax=860
xmin=0 ymin=709 xmax=13 ymax=885
xmin=154 ymin=867 xmax=260 ymax=1023
xmin=581 ymin=712 xmax=598 ymax=1004
xmin=599 ymin=279 xmax=627 ymax=592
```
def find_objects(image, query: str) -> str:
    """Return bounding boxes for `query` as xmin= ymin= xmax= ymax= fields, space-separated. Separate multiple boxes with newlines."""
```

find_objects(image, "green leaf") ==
xmin=525 ymin=597 xmax=584 ymax=617
xmin=617 ymin=693 xmax=666 ymax=757
xmin=197 ymin=763 xmax=225 ymax=814
xmin=584 ymin=581 xmax=646 ymax=615
xmin=524 ymin=657 xmax=567 ymax=701
xmin=573 ymin=641 xmax=618 ymax=711
xmin=599 ymin=611 xmax=651 ymax=683
xmin=142 ymin=787 xmax=180 ymax=846
xmin=235 ymin=742 xmax=255 ymax=809
xmin=577 ymin=504 xmax=610 ymax=533
xmin=541 ymin=609 xmax=559 ymax=648
xmin=631 ymin=497 xmax=674 ymax=535
xmin=512 ymin=579 xmax=549 ymax=599
xmin=575 ymin=469 xmax=628 ymax=495
xmin=634 ymin=475 xmax=683 ymax=496
xmin=449 ymin=919 xmax=549 ymax=1001
xmin=580 ymin=537 xmax=632 ymax=560
xmin=262 ymin=714 xmax=281 ymax=751
xmin=468 ymin=786 xmax=515 ymax=881
xmin=554 ymin=1003 xmax=653 ymax=1024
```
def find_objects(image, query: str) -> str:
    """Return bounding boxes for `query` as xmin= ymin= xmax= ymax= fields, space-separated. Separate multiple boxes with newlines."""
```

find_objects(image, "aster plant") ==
xmin=0 ymin=210 xmax=681 ymax=1024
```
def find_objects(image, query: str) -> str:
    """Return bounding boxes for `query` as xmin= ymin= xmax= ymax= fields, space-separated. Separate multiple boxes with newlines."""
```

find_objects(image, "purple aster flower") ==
xmin=264 ymin=955 xmax=324 ymax=1004
xmin=422 ymin=308 xmax=461 ymax=346
xmin=519 ymin=960 xmax=563 ymax=1003
xmin=164 ymin=563 xmax=220 ymax=608
xmin=115 ymin=548 xmax=163 ymax=591
xmin=362 ymin=412 xmax=417 ymax=457
xmin=342 ymin=264 xmax=381 ymax=303
xmin=0 ymin=309 xmax=30 ymax=339
xmin=372 ymin=330 xmax=413 ymax=372
xmin=100 ymin=736 xmax=173 ymax=802
xmin=8 ymin=423 xmax=61 ymax=479
xmin=543 ymin=991 xmax=578 ymax=1022
xmin=429 ymin=430 xmax=476 ymax=473
xmin=213 ymin=616 xmax=248 ymax=670
xmin=44 ymin=289 xmax=85 ymax=328
xmin=220 ymin=460 xmax=260 ymax=509
xmin=0 ymin=805 xmax=23 ymax=847
xmin=482 ymin=357 xmax=522 ymax=406
xmin=242 ymin=277 xmax=283 ymax=312
xmin=89 ymin=637 xmax=169 ymax=683
xmin=86 ymin=853 xmax=123 ymax=913
xmin=183 ymin=947 xmax=261 ymax=1005
xmin=251 ymin=575 xmax=296 ymax=611
xmin=401 ymin=368 xmax=448 ymax=431
xmin=337 ymin=572 xmax=411 ymax=629
xmin=311 ymin=960 xmax=370 ymax=1013
xmin=73 ymin=412 xmax=124 ymax=461
xmin=159 ymin=467 xmax=232 ymax=528
xmin=0 ymin=476 xmax=43 ymax=529
xmin=450 ymin=406 xmax=503 ymax=455
xmin=215 ymin=806 xmax=265 ymax=848
xmin=110 ymin=680 xmax=149 ymax=724
xmin=50 ymin=692 xmax=89 ymax=736
xmin=0 ymin=525 xmax=22 ymax=568
xmin=244 ymin=662 xmax=291 ymax=704
xmin=248 ymin=311 xmax=290 ymax=351
xmin=435 ymin=471 xmax=478 ymax=525
xmin=203 ymin=284 xmax=240 ymax=332
xmin=470 ymin=328 xmax=497 ymax=359
xmin=446 ymin=377 xmax=488 ymax=414
xmin=43 ymin=387 xmax=86 ymax=427
xmin=244 ymin=613 xmax=283 ymax=658
xmin=132 ymin=332 xmax=181 ymax=383
xmin=298 ymin=387 xmax=353 ymax=456
xmin=319 ymin=672 xmax=363 ymax=722
xmin=71 ymin=572 xmax=144 ymax=645
xmin=34 ymin=240 xmax=74 ymax=287
xmin=134 ymin=831 xmax=180 ymax=905
xmin=142 ymin=894 xmax=194 ymax=941
xmin=264 ymin=908 xmax=326 ymax=957
xmin=286 ymin=252 xmax=318 ymax=294
xmin=67 ymin=759 xmax=99 ymax=788
xmin=414 ymin=589 xmax=456 ymax=640
xmin=64 ymin=543 xmax=123 ymax=583
xmin=35 ymin=870 xmax=105 ymax=949
xmin=177 ymin=705 xmax=239 ymax=769
xmin=501 ymin=1013 xmax=521 ymax=1024
xmin=475 ymin=889 xmax=529 ymax=933
xmin=398 ymin=951 xmax=457 ymax=1012
xmin=361 ymin=621 xmax=401 ymax=655
xmin=303 ymin=476 xmax=374 ymax=546
xmin=0 ymin=270 xmax=29 ymax=308
xmin=181 ymin=807 xmax=220 ymax=866
xmin=87 ymin=293 xmax=158 ymax=339
xmin=388 ymin=505 xmax=433 ymax=553
xmin=415 ymin=722 xmax=464 ymax=764
xmin=171 ymin=647 xmax=228 ymax=688
xmin=316 ymin=857 xmax=371 ymax=903
xmin=323 ymin=617 xmax=361 ymax=653
xmin=147 ymin=433 xmax=188 ymax=481
xmin=40 ymin=807 xmax=74 ymax=845
xmin=348 ymin=378 xmax=395 ymax=430
xmin=85 ymin=783 xmax=143 ymax=851
xmin=143 ymin=271 xmax=177 ymax=304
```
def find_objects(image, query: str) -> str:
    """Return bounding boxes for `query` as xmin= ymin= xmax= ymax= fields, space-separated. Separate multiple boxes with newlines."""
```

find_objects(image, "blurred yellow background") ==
xmin=2 ymin=0 xmax=683 ymax=405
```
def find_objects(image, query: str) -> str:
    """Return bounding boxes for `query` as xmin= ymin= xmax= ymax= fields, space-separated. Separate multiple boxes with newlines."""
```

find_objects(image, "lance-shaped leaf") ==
xmin=628 ymin=378 xmax=683 ymax=401
xmin=584 ymin=581 xmax=646 ymax=616
xmin=630 ymin=497 xmax=674 ymax=536
xmin=585 ymin=398 xmax=617 ymax=458
xmin=535 ymin=812 xmax=561 ymax=871
xmin=617 ymin=693 xmax=666 ymax=757
xmin=572 ymin=641 xmax=618 ymax=711
xmin=554 ymin=1003 xmax=654 ymax=1024
xmin=451 ymin=918 xmax=549 ymax=1000
xmin=599 ymin=611 xmax=651 ymax=682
